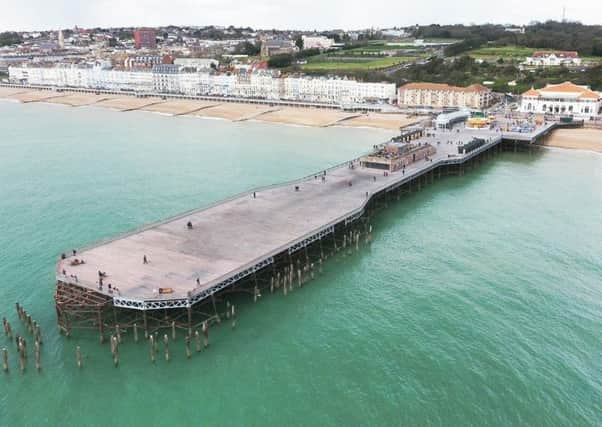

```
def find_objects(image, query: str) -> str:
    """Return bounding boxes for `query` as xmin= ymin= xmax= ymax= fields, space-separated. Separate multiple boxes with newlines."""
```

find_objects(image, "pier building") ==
xmin=360 ymin=142 xmax=436 ymax=172
xmin=520 ymin=81 xmax=601 ymax=118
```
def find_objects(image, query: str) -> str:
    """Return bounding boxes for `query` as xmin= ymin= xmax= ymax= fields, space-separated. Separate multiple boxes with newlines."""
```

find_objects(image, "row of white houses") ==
xmin=8 ymin=64 xmax=396 ymax=105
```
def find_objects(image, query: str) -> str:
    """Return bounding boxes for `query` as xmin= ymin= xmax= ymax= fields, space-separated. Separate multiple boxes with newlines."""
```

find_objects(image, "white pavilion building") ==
xmin=520 ymin=82 xmax=601 ymax=118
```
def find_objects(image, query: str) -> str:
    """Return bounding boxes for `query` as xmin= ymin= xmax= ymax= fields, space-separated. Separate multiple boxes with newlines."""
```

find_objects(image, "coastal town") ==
xmin=1 ymin=2 xmax=602 ymax=425
xmin=1 ymin=23 xmax=601 ymax=149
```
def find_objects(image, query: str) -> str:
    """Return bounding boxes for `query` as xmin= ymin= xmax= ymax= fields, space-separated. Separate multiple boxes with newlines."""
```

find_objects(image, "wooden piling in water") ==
xmin=112 ymin=336 xmax=119 ymax=367
xmin=4 ymin=319 xmax=12 ymax=339
xmin=185 ymin=336 xmax=191 ymax=359
xmin=76 ymin=345 xmax=82 ymax=369
xmin=163 ymin=334 xmax=170 ymax=362
xmin=115 ymin=324 xmax=121 ymax=344
xmin=18 ymin=339 xmax=25 ymax=372
xmin=98 ymin=312 xmax=104 ymax=344
xmin=171 ymin=321 xmax=176 ymax=341
xmin=143 ymin=311 xmax=148 ymax=339
xmin=231 ymin=305 xmax=236 ymax=330
xmin=35 ymin=340 xmax=41 ymax=371
xmin=26 ymin=314 xmax=33 ymax=333
xmin=149 ymin=335 xmax=156 ymax=363
xmin=133 ymin=323 xmax=138 ymax=342
xmin=194 ymin=330 xmax=201 ymax=352
xmin=2 ymin=348 xmax=8 ymax=372
xmin=202 ymin=321 xmax=209 ymax=348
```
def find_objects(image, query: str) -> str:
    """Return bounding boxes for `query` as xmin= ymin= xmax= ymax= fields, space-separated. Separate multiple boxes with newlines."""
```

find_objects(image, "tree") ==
xmin=0 ymin=32 xmax=23 ymax=47
xmin=295 ymin=36 xmax=304 ymax=50
xmin=593 ymin=39 xmax=602 ymax=56
xmin=268 ymin=54 xmax=294 ymax=68
xmin=234 ymin=41 xmax=260 ymax=56
xmin=118 ymin=31 xmax=133 ymax=40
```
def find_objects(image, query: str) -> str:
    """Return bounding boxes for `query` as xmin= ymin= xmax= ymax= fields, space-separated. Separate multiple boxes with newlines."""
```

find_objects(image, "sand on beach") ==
xmin=190 ymin=103 xmax=276 ymax=121
xmin=340 ymin=113 xmax=421 ymax=130
xmin=255 ymin=107 xmax=358 ymax=127
xmin=0 ymin=86 xmax=33 ymax=98
xmin=545 ymin=128 xmax=602 ymax=153
xmin=44 ymin=93 xmax=116 ymax=107
xmin=140 ymin=99 xmax=219 ymax=115
xmin=0 ymin=86 xmax=423 ymax=131
xmin=94 ymin=96 xmax=166 ymax=111
xmin=5 ymin=90 xmax=69 ymax=103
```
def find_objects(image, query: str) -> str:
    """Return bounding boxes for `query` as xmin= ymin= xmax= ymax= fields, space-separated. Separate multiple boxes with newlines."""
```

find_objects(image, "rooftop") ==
xmin=399 ymin=82 xmax=490 ymax=93
xmin=522 ymin=81 xmax=600 ymax=100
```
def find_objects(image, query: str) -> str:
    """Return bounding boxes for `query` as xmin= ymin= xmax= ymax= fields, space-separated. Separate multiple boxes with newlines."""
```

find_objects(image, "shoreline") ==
xmin=544 ymin=128 xmax=602 ymax=153
xmin=0 ymin=86 xmax=420 ymax=131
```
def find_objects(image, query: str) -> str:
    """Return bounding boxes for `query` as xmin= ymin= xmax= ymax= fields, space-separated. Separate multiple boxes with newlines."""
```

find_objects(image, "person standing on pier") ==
xmin=143 ymin=255 xmax=148 ymax=264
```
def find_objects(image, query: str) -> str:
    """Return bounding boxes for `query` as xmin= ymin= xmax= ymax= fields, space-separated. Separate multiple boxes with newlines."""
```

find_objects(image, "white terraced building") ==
xmin=282 ymin=76 xmax=396 ymax=104
xmin=9 ymin=64 xmax=154 ymax=92
xmin=520 ymin=81 xmax=601 ymax=118
xmin=8 ymin=64 xmax=396 ymax=105
xmin=301 ymin=35 xmax=335 ymax=50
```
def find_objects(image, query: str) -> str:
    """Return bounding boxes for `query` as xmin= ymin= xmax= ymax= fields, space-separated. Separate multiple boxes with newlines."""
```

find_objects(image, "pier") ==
xmin=53 ymin=119 xmax=571 ymax=338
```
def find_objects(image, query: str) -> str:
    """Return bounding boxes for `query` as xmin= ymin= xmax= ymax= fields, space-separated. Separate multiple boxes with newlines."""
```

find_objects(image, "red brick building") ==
xmin=134 ymin=28 xmax=157 ymax=49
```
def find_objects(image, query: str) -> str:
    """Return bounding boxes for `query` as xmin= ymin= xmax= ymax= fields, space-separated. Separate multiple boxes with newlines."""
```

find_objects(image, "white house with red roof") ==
xmin=523 ymin=51 xmax=581 ymax=67
xmin=520 ymin=81 xmax=601 ymax=118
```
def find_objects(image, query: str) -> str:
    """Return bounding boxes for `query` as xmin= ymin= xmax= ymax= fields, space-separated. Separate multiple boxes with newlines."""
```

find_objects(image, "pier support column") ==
xmin=98 ymin=311 xmax=104 ymax=344
xmin=143 ymin=311 xmax=148 ymax=339
xmin=211 ymin=294 xmax=220 ymax=323
xmin=187 ymin=307 xmax=192 ymax=337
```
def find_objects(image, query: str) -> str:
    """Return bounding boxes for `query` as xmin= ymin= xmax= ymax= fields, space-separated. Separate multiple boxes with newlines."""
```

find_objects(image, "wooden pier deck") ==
xmin=57 ymin=127 xmax=505 ymax=310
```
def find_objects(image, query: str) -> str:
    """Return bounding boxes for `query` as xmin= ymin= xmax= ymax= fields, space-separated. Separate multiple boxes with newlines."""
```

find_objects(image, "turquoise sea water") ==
xmin=0 ymin=101 xmax=601 ymax=426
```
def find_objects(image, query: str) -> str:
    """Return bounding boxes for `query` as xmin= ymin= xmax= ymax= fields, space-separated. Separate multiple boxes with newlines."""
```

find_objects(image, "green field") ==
xmin=335 ymin=46 xmax=426 ymax=57
xmin=301 ymin=56 xmax=420 ymax=71
xmin=467 ymin=46 xmax=548 ymax=60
